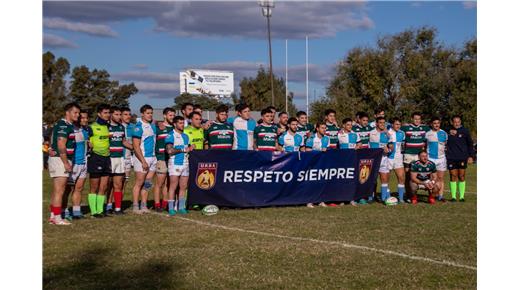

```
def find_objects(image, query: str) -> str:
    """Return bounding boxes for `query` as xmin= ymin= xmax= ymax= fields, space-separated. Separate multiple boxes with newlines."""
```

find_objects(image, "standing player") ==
xmin=369 ymin=108 xmax=391 ymax=129
xmin=121 ymin=107 xmax=134 ymax=192
xmin=409 ymin=151 xmax=441 ymax=204
xmin=369 ymin=117 xmax=394 ymax=203
xmin=402 ymin=112 xmax=429 ymax=200
xmin=324 ymin=109 xmax=340 ymax=149
xmin=353 ymin=112 xmax=372 ymax=149
xmin=132 ymin=104 xmax=157 ymax=214
xmin=184 ymin=112 xmax=205 ymax=150
xmin=153 ymin=107 xmax=175 ymax=212
xmin=278 ymin=118 xmax=304 ymax=152
xmin=305 ymin=122 xmax=330 ymax=208
xmin=446 ymin=115 xmax=474 ymax=202
xmin=205 ymin=104 xmax=234 ymax=150
xmin=277 ymin=111 xmax=289 ymax=135
xmin=48 ymin=102 xmax=80 ymax=225
xmin=232 ymin=104 xmax=257 ymax=150
xmin=166 ymin=116 xmax=193 ymax=216
xmin=296 ymin=111 xmax=314 ymax=141
xmin=425 ymin=117 xmax=448 ymax=202
xmin=254 ymin=108 xmax=279 ymax=151
xmin=337 ymin=118 xmax=361 ymax=149
xmin=387 ymin=117 xmax=406 ymax=203
xmin=181 ymin=103 xmax=194 ymax=128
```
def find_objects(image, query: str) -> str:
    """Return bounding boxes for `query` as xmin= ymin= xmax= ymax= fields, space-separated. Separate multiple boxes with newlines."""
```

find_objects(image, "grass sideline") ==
xmin=43 ymin=164 xmax=476 ymax=289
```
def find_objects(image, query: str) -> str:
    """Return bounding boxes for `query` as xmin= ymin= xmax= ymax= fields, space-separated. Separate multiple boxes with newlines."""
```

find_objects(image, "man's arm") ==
xmin=465 ymin=128 xmax=475 ymax=162
xmin=166 ymin=143 xmax=185 ymax=155
xmin=57 ymin=137 xmax=72 ymax=172
xmin=132 ymin=137 xmax=148 ymax=170
xmin=410 ymin=172 xmax=423 ymax=184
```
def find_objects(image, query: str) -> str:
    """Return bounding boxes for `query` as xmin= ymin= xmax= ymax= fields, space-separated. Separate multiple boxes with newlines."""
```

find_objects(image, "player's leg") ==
xmin=61 ymin=182 xmax=74 ymax=221
xmin=112 ymin=174 xmax=124 ymax=214
xmin=96 ymin=175 xmax=110 ymax=215
xmin=449 ymin=160 xmax=459 ymax=201
xmin=132 ymin=171 xmax=146 ymax=213
xmin=403 ymin=154 xmax=413 ymax=201
xmin=379 ymin=172 xmax=390 ymax=202
xmin=51 ymin=176 xmax=70 ymax=225
xmin=434 ymin=158 xmax=447 ymax=202
xmin=177 ymin=174 xmax=189 ymax=214
xmin=394 ymin=167 xmax=406 ymax=203
xmin=105 ymin=176 xmax=114 ymax=213
xmin=71 ymin=167 xmax=86 ymax=219
xmin=162 ymin=177 xmax=169 ymax=210
xmin=168 ymin=174 xmax=180 ymax=216
xmin=409 ymin=179 xmax=419 ymax=204
xmin=88 ymin=176 xmax=100 ymax=216
xmin=458 ymin=163 xmax=467 ymax=202
xmin=153 ymin=173 xmax=167 ymax=212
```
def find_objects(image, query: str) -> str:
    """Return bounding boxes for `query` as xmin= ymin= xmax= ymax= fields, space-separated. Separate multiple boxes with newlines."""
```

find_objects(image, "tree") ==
xmin=42 ymin=51 xmax=70 ymax=124
xmin=237 ymin=66 xmax=298 ymax=116
xmin=173 ymin=93 xmax=223 ymax=111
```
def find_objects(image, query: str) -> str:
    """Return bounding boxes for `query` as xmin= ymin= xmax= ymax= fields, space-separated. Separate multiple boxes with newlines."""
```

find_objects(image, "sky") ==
xmin=42 ymin=1 xmax=477 ymax=113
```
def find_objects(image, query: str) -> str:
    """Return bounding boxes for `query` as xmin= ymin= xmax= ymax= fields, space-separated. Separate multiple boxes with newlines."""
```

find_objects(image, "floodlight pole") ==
xmin=260 ymin=0 xmax=275 ymax=107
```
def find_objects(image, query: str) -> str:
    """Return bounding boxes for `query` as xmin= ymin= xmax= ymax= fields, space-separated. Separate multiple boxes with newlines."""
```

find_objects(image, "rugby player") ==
xmin=205 ymin=104 xmax=234 ymax=150
xmin=296 ymin=111 xmax=314 ymax=141
xmin=369 ymin=107 xmax=391 ymax=129
xmin=446 ymin=115 xmax=474 ymax=202
xmin=254 ymin=108 xmax=279 ymax=151
xmin=106 ymin=106 xmax=133 ymax=214
xmin=193 ymin=104 xmax=211 ymax=129
xmin=409 ymin=150 xmax=441 ymax=204
xmin=277 ymin=111 xmax=289 ymax=135
xmin=165 ymin=116 xmax=193 ymax=216
xmin=387 ymin=117 xmax=406 ymax=203
xmin=132 ymin=104 xmax=157 ymax=214
xmin=369 ymin=117 xmax=394 ymax=203
xmin=153 ymin=107 xmax=175 ymax=212
xmin=87 ymin=104 xmax=112 ymax=218
xmin=120 ymin=107 xmax=134 ymax=192
xmin=324 ymin=109 xmax=340 ymax=149
xmin=185 ymin=111 xmax=205 ymax=150
xmin=232 ymin=104 xmax=257 ymax=150
xmin=402 ymin=112 xmax=429 ymax=200
xmin=181 ymin=102 xmax=194 ymax=128
xmin=337 ymin=118 xmax=361 ymax=149
xmin=48 ymin=102 xmax=80 ymax=225
xmin=425 ymin=117 xmax=448 ymax=202
xmin=305 ymin=122 xmax=329 ymax=152
xmin=278 ymin=117 xmax=304 ymax=152
xmin=353 ymin=112 xmax=372 ymax=149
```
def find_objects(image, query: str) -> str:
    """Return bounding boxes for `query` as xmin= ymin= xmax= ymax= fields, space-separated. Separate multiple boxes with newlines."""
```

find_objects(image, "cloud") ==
xmin=43 ymin=33 xmax=78 ymax=49
xmin=43 ymin=17 xmax=118 ymax=37
xmin=132 ymin=64 xmax=149 ymax=70
xmin=43 ymin=1 xmax=374 ymax=39
xmin=462 ymin=1 xmax=477 ymax=9
xmin=133 ymin=82 xmax=179 ymax=99
xmin=114 ymin=71 xmax=178 ymax=83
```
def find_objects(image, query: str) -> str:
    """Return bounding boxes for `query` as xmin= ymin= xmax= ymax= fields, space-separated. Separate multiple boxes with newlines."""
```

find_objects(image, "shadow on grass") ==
xmin=43 ymin=245 xmax=184 ymax=290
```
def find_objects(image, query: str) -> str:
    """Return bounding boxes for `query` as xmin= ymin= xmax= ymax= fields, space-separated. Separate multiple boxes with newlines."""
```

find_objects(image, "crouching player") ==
xmin=165 ymin=116 xmax=193 ymax=216
xmin=409 ymin=150 xmax=441 ymax=204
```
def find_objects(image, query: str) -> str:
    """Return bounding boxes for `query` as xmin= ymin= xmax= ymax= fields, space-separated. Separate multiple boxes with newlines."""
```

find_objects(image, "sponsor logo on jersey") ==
xmin=196 ymin=162 xmax=218 ymax=190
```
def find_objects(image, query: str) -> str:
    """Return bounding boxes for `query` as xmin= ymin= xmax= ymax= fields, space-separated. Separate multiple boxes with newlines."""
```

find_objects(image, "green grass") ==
xmin=43 ymin=165 xmax=476 ymax=289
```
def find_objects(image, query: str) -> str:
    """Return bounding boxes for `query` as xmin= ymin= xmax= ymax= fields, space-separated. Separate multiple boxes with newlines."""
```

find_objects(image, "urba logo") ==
xmin=196 ymin=162 xmax=218 ymax=190
xmin=358 ymin=159 xmax=373 ymax=184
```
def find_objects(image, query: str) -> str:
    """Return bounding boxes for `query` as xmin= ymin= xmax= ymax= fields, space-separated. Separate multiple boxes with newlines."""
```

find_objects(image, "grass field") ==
xmin=43 ymin=164 xmax=476 ymax=289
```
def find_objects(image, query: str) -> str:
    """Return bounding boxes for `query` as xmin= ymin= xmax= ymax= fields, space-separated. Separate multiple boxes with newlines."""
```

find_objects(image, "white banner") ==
xmin=179 ymin=69 xmax=234 ymax=96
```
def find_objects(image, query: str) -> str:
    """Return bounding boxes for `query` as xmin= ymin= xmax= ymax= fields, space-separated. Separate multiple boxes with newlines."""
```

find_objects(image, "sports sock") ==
xmin=106 ymin=203 xmax=113 ymax=211
xmin=63 ymin=208 xmax=71 ymax=218
xmin=88 ymin=193 xmax=97 ymax=214
xmin=96 ymin=195 xmax=106 ymax=214
xmin=381 ymin=184 xmax=389 ymax=201
xmin=458 ymin=181 xmax=466 ymax=200
xmin=168 ymin=200 xmax=174 ymax=211
xmin=141 ymin=201 xmax=147 ymax=209
xmin=133 ymin=203 xmax=139 ymax=210
xmin=154 ymin=202 xmax=160 ymax=209
xmin=49 ymin=205 xmax=54 ymax=218
xmin=450 ymin=182 xmax=457 ymax=199
xmin=397 ymin=184 xmax=405 ymax=201
xmin=72 ymin=206 xmax=81 ymax=216
xmin=114 ymin=192 xmax=122 ymax=211
xmin=162 ymin=200 xmax=168 ymax=209
xmin=178 ymin=197 xmax=186 ymax=210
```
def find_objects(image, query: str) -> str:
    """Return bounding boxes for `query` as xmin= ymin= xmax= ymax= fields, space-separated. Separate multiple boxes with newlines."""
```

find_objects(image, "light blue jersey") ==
xmin=369 ymin=129 xmax=394 ymax=149
xmin=425 ymin=129 xmax=448 ymax=159
xmin=388 ymin=128 xmax=405 ymax=159
xmin=123 ymin=122 xmax=134 ymax=158
xmin=278 ymin=132 xmax=303 ymax=152
xmin=165 ymin=130 xmax=190 ymax=166
xmin=73 ymin=126 xmax=89 ymax=165
xmin=305 ymin=133 xmax=329 ymax=151
xmin=232 ymin=116 xmax=257 ymax=150
xmin=133 ymin=119 xmax=157 ymax=157
xmin=337 ymin=130 xmax=360 ymax=149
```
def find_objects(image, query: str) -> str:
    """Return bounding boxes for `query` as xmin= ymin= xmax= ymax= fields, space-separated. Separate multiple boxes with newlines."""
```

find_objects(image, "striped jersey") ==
xmin=155 ymin=122 xmax=174 ymax=161
xmin=165 ymin=130 xmax=190 ymax=166
xmin=388 ymin=128 xmax=405 ymax=160
xmin=369 ymin=129 xmax=394 ymax=152
xmin=133 ymin=119 xmax=157 ymax=157
xmin=73 ymin=125 xmax=89 ymax=165
xmin=402 ymin=124 xmax=429 ymax=154
xmin=109 ymin=122 xmax=126 ymax=158
xmin=325 ymin=123 xmax=340 ymax=149
xmin=353 ymin=124 xmax=373 ymax=149
xmin=411 ymin=160 xmax=437 ymax=181
xmin=296 ymin=123 xmax=314 ymax=140
xmin=52 ymin=119 xmax=76 ymax=160
xmin=254 ymin=123 xmax=278 ymax=151
xmin=278 ymin=132 xmax=303 ymax=152
xmin=232 ymin=116 xmax=257 ymax=150
xmin=337 ymin=129 xmax=360 ymax=149
xmin=425 ymin=129 xmax=448 ymax=159
xmin=305 ymin=133 xmax=330 ymax=151
xmin=205 ymin=121 xmax=234 ymax=150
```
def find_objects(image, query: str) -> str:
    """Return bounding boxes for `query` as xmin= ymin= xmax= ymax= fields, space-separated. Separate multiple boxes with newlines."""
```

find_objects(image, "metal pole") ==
xmin=285 ymin=39 xmax=288 ymax=113
xmin=267 ymin=13 xmax=275 ymax=107
xmin=306 ymin=36 xmax=309 ymax=115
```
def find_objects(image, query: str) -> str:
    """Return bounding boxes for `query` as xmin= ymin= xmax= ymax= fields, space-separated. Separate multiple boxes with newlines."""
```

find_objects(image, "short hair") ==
xmin=173 ymin=116 xmax=185 ymax=123
xmin=236 ymin=103 xmax=249 ymax=113
xmin=411 ymin=112 xmax=422 ymax=118
xmin=140 ymin=104 xmax=153 ymax=114
xmin=451 ymin=115 xmax=462 ymax=121
xmin=324 ymin=109 xmax=336 ymax=116
xmin=375 ymin=116 xmax=386 ymax=123
xmin=315 ymin=121 xmax=326 ymax=129
xmin=355 ymin=111 xmax=365 ymax=118
xmin=430 ymin=116 xmax=441 ymax=123
xmin=64 ymin=102 xmax=81 ymax=112
xmin=234 ymin=104 xmax=242 ymax=112
xmin=358 ymin=112 xmax=369 ymax=119
xmin=296 ymin=111 xmax=307 ymax=118
xmin=163 ymin=107 xmax=175 ymax=115
xmin=261 ymin=108 xmax=272 ymax=116
xmin=80 ymin=109 xmax=89 ymax=115
xmin=181 ymin=102 xmax=194 ymax=111
xmin=215 ymin=104 xmax=229 ymax=114
xmin=278 ymin=111 xmax=288 ymax=118
xmin=97 ymin=104 xmax=110 ymax=113
xmin=374 ymin=107 xmax=385 ymax=115
xmin=120 ymin=107 xmax=131 ymax=113
xmin=418 ymin=149 xmax=428 ymax=156
xmin=390 ymin=117 xmax=401 ymax=124
xmin=288 ymin=117 xmax=298 ymax=124
xmin=188 ymin=111 xmax=202 ymax=119
xmin=193 ymin=104 xmax=202 ymax=111
xmin=342 ymin=118 xmax=353 ymax=124
xmin=266 ymin=106 xmax=277 ymax=112
xmin=110 ymin=105 xmax=121 ymax=113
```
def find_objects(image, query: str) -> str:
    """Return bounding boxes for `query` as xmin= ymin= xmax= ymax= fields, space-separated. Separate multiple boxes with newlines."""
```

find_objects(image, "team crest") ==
xmin=358 ymin=159 xmax=373 ymax=184
xmin=196 ymin=162 xmax=218 ymax=190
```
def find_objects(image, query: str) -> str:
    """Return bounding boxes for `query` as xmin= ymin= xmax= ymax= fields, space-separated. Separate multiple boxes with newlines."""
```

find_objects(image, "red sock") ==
xmin=52 ymin=206 xmax=62 ymax=216
xmin=114 ymin=191 xmax=123 ymax=210
xmin=161 ymin=200 xmax=168 ymax=209
xmin=155 ymin=202 xmax=160 ymax=209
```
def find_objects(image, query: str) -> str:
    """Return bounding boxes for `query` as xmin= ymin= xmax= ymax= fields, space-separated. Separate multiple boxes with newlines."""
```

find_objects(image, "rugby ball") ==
xmin=385 ymin=196 xmax=398 ymax=206
xmin=202 ymin=205 xmax=219 ymax=216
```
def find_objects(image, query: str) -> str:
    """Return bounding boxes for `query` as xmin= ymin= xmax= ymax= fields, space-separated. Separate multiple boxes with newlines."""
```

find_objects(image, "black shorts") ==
xmin=447 ymin=160 xmax=467 ymax=170
xmin=87 ymin=153 xmax=112 ymax=177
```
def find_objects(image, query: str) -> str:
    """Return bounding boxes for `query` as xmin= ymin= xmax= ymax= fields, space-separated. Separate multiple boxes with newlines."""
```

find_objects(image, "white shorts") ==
xmin=168 ymin=163 xmax=189 ymax=177
xmin=430 ymin=157 xmax=447 ymax=171
xmin=378 ymin=156 xmax=390 ymax=174
xmin=133 ymin=156 xmax=157 ymax=173
xmin=124 ymin=156 xmax=133 ymax=171
xmin=388 ymin=155 xmax=404 ymax=170
xmin=48 ymin=157 xmax=72 ymax=178
xmin=111 ymin=157 xmax=125 ymax=174
xmin=69 ymin=163 xmax=87 ymax=182
xmin=404 ymin=153 xmax=419 ymax=165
